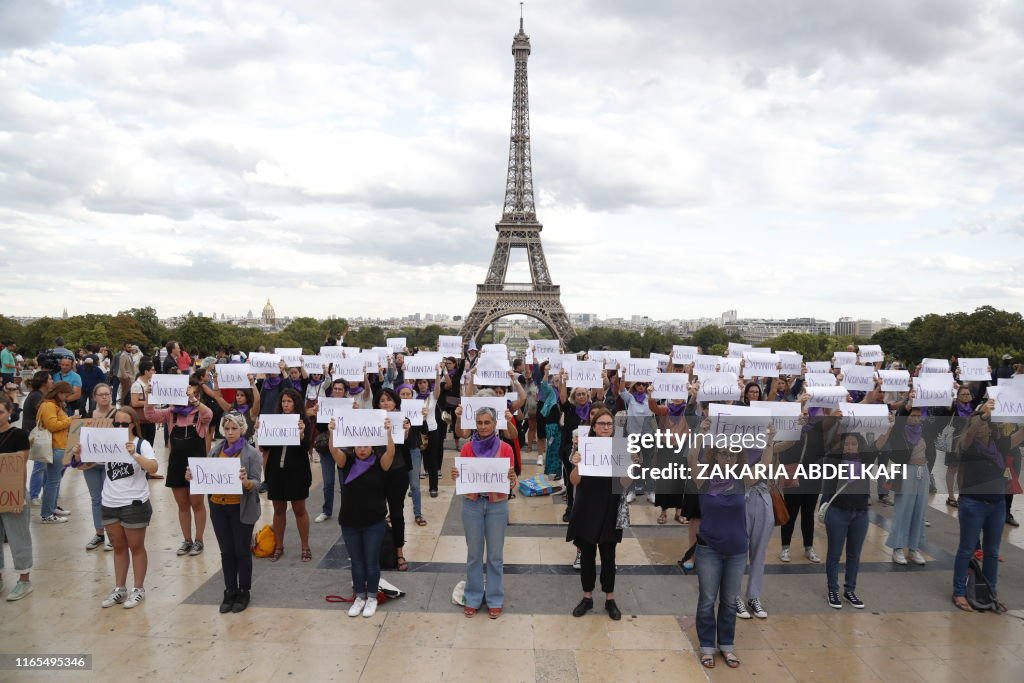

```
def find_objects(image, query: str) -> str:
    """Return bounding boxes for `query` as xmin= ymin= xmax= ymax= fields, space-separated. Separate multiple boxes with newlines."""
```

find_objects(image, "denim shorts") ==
xmin=101 ymin=499 xmax=153 ymax=529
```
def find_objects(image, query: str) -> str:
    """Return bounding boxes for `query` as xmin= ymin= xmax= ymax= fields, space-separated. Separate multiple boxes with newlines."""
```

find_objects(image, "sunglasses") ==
xmin=112 ymin=421 xmax=132 ymax=428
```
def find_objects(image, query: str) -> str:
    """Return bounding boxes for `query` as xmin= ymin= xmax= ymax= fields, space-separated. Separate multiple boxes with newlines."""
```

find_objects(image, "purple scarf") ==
xmin=630 ymin=389 xmax=647 ymax=405
xmin=235 ymin=403 xmax=251 ymax=414
xmin=802 ymin=407 xmax=823 ymax=433
xmin=955 ymin=401 xmax=974 ymax=418
xmin=575 ymin=401 xmax=591 ymax=422
xmin=396 ymin=383 xmax=414 ymax=395
xmin=348 ymin=386 xmax=364 ymax=396
xmin=308 ymin=376 xmax=324 ymax=387
xmin=171 ymin=405 xmax=197 ymax=417
xmin=263 ymin=376 xmax=282 ymax=390
xmin=973 ymin=438 xmax=1004 ymax=470
xmin=842 ymin=456 xmax=863 ymax=478
xmin=345 ymin=453 xmax=377 ymax=484
xmin=287 ymin=377 xmax=303 ymax=392
xmin=746 ymin=447 xmax=764 ymax=466
xmin=416 ymin=384 xmax=433 ymax=400
xmin=470 ymin=432 xmax=502 ymax=458
xmin=904 ymin=422 xmax=923 ymax=447
xmin=222 ymin=438 xmax=245 ymax=457
xmin=667 ymin=401 xmax=686 ymax=417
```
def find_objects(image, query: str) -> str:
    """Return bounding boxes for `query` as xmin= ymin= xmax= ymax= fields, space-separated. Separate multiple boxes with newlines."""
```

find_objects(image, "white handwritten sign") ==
xmin=858 ymin=345 xmax=884 ymax=364
xmin=649 ymin=353 xmax=671 ymax=373
xmin=708 ymin=403 xmax=770 ymax=440
xmin=256 ymin=414 xmax=302 ymax=446
xmin=832 ymin=352 xmax=857 ymax=369
xmin=215 ymin=364 xmax=252 ymax=390
xmin=992 ymin=385 xmax=1024 ymax=423
xmin=460 ymin=396 xmax=509 ymax=430
xmin=454 ymin=457 xmax=510 ymax=495
xmin=749 ymin=401 xmax=801 ymax=441
xmin=438 ymin=335 xmax=463 ymax=358
xmin=920 ymin=358 xmax=951 ymax=374
xmin=386 ymin=338 xmax=407 ymax=354
xmin=697 ymin=373 xmax=741 ymax=402
xmin=79 ymin=427 xmax=132 ymax=463
xmin=839 ymin=403 xmax=890 ymax=435
xmin=301 ymin=355 xmax=326 ymax=375
xmin=474 ymin=357 xmax=511 ymax=386
xmin=842 ymin=365 xmax=876 ymax=392
xmin=564 ymin=361 xmax=604 ymax=389
xmin=718 ymin=357 xmax=741 ymax=375
xmin=386 ymin=411 xmax=406 ymax=444
xmin=878 ymin=370 xmax=910 ymax=392
xmin=778 ymin=352 xmax=803 ymax=376
xmin=316 ymin=397 xmax=356 ymax=424
xmin=671 ymin=345 xmax=698 ymax=366
xmin=148 ymin=374 xmax=190 ymax=406
xmin=804 ymin=373 xmax=837 ymax=388
xmin=577 ymin=436 xmax=629 ymax=477
xmin=401 ymin=399 xmax=425 ymax=427
xmin=319 ymin=346 xmax=347 ymax=363
xmin=341 ymin=346 xmax=363 ymax=359
xmin=806 ymin=361 xmax=832 ymax=374
xmin=742 ymin=352 xmax=780 ymax=378
xmin=275 ymin=348 xmax=303 ymax=368
xmin=332 ymin=409 xmax=388 ymax=447
xmin=481 ymin=343 xmax=508 ymax=358
xmin=334 ymin=358 xmax=366 ymax=383
xmin=547 ymin=354 xmax=579 ymax=374
xmin=912 ymin=373 xmax=954 ymax=407
xmin=624 ymin=359 xmax=658 ymax=382
xmin=404 ymin=354 xmax=439 ymax=380
xmin=248 ymin=352 xmax=281 ymax=374
xmin=728 ymin=342 xmax=752 ymax=358
xmin=652 ymin=373 xmax=690 ymax=400
xmin=188 ymin=457 xmax=242 ymax=495
xmin=958 ymin=358 xmax=991 ymax=382
xmin=530 ymin=340 xmax=560 ymax=360
xmin=805 ymin=386 xmax=849 ymax=409
xmin=693 ymin=354 xmax=721 ymax=377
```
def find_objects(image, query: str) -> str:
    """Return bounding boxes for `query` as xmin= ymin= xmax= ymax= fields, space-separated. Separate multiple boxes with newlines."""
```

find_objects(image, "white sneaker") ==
xmin=348 ymin=597 xmax=367 ymax=617
xmin=314 ymin=513 xmax=330 ymax=523
xmin=30 ymin=498 xmax=40 ymax=507
xmin=625 ymin=490 xmax=636 ymax=504
xmin=747 ymin=598 xmax=768 ymax=619
xmin=647 ymin=492 xmax=656 ymax=505
xmin=536 ymin=456 xmax=543 ymax=466
xmin=908 ymin=549 xmax=926 ymax=566
xmin=805 ymin=548 xmax=821 ymax=563
xmin=104 ymin=540 xmax=114 ymax=551
xmin=54 ymin=506 xmax=72 ymax=517
xmin=101 ymin=587 xmax=128 ymax=608
xmin=892 ymin=549 xmax=907 ymax=565
xmin=734 ymin=597 xmax=751 ymax=619
xmin=779 ymin=547 xmax=791 ymax=562
xmin=123 ymin=587 xmax=146 ymax=609
xmin=6 ymin=580 xmax=33 ymax=602
xmin=40 ymin=515 xmax=68 ymax=524
xmin=362 ymin=597 xmax=378 ymax=617
xmin=572 ymin=549 xmax=582 ymax=570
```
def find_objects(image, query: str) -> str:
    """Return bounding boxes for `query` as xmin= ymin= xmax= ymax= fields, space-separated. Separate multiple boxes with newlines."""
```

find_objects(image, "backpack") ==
xmin=378 ymin=522 xmax=398 ymax=570
xmin=965 ymin=556 xmax=998 ymax=612
xmin=251 ymin=524 xmax=276 ymax=558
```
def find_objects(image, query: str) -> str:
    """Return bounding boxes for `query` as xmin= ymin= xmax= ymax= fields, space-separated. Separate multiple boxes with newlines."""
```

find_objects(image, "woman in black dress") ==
xmin=374 ymin=388 xmax=413 ymax=571
xmin=566 ymin=406 xmax=629 ymax=621
xmin=261 ymin=388 xmax=312 ymax=562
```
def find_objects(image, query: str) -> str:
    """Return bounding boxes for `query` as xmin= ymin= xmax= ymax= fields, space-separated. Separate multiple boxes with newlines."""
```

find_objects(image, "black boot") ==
xmin=219 ymin=589 xmax=236 ymax=614
xmin=232 ymin=589 xmax=251 ymax=613
xmin=605 ymin=599 xmax=621 ymax=621
xmin=572 ymin=597 xmax=593 ymax=618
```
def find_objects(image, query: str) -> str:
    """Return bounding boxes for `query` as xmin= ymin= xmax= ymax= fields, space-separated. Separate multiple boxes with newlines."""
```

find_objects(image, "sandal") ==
xmin=995 ymin=601 xmax=1008 ymax=614
xmin=270 ymin=547 xmax=284 ymax=562
xmin=699 ymin=654 xmax=715 ymax=669
xmin=951 ymin=595 xmax=973 ymax=612
xmin=415 ymin=516 xmax=427 ymax=527
xmin=675 ymin=512 xmax=687 ymax=525
xmin=397 ymin=556 xmax=409 ymax=571
xmin=657 ymin=511 xmax=668 ymax=525
xmin=946 ymin=497 xmax=959 ymax=508
xmin=301 ymin=548 xmax=312 ymax=562
xmin=722 ymin=652 xmax=740 ymax=669
xmin=464 ymin=606 xmax=477 ymax=617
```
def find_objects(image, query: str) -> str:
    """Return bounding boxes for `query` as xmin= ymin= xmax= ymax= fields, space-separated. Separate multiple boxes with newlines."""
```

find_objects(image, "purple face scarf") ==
xmin=348 ymin=386 xmax=364 ymax=396
xmin=973 ymin=438 xmax=1004 ymax=470
xmin=345 ymin=453 xmax=377 ymax=484
xmin=630 ymin=389 xmax=647 ymax=405
xmin=667 ymin=401 xmax=686 ymax=417
xmin=263 ymin=376 xmax=282 ymax=390
xmin=288 ymin=377 xmax=303 ymax=392
xmin=416 ymin=382 xmax=433 ymax=400
xmin=471 ymin=432 xmax=502 ymax=458
xmin=234 ymin=403 xmax=250 ymax=414
xmin=956 ymin=401 xmax=974 ymax=418
xmin=803 ymin=407 xmax=823 ymax=432
xmin=904 ymin=422 xmax=923 ymax=446
xmin=171 ymin=404 xmax=197 ymax=416
xmin=575 ymin=401 xmax=591 ymax=422
xmin=222 ymin=438 xmax=245 ymax=457
xmin=842 ymin=455 xmax=863 ymax=478
xmin=308 ymin=376 xmax=324 ymax=387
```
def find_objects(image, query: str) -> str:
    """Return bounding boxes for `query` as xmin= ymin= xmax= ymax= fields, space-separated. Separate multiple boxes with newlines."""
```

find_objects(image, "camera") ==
xmin=37 ymin=351 xmax=61 ymax=372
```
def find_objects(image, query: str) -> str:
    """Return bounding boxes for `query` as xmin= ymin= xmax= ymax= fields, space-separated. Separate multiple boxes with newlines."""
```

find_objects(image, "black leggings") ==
xmin=209 ymin=502 xmax=255 ymax=591
xmin=424 ymin=428 xmax=444 ymax=492
xmin=579 ymin=541 xmax=617 ymax=593
xmin=385 ymin=468 xmax=408 ymax=549
xmin=560 ymin=448 xmax=575 ymax=510
xmin=781 ymin=493 xmax=817 ymax=548
xmin=139 ymin=422 xmax=156 ymax=448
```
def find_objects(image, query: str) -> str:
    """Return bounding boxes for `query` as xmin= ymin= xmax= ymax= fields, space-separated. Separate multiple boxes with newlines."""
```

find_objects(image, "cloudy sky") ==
xmin=2 ymin=0 xmax=1023 ymax=324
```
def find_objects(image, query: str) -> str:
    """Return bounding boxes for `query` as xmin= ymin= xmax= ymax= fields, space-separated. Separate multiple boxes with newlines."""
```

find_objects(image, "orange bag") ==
xmin=252 ymin=524 xmax=276 ymax=558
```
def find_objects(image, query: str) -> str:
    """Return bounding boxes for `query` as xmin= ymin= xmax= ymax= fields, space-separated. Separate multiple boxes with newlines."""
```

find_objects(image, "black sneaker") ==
xmin=231 ymin=589 xmax=251 ymax=613
xmin=562 ymin=508 xmax=571 ymax=523
xmin=605 ymin=599 xmax=621 ymax=621
xmin=219 ymin=589 xmax=237 ymax=614
xmin=827 ymin=591 xmax=842 ymax=609
xmin=843 ymin=591 xmax=864 ymax=609
xmin=1006 ymin=514 xmax=1020 ymax=528
xmin=572 ymin=597 xmax=593 ymax=617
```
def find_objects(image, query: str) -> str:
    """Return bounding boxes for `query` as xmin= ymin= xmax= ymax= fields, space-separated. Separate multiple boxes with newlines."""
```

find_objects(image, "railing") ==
xmin=476 ymin=284 xmax=560 ymax=293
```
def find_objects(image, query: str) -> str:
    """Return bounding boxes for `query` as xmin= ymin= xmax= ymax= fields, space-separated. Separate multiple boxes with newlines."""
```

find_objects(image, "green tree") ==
xmin=172 ymin=317 xmax=230 ymax=354
xmin=0 ymin=315 xmax=23 ymax=344
xmin=118 ymin=307 xmax=166 ymax=347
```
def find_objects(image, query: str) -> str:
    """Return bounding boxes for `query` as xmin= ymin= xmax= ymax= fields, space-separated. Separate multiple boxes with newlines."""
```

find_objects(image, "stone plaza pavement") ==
xmin=3 ymin=433 xmax=1024 ymax=682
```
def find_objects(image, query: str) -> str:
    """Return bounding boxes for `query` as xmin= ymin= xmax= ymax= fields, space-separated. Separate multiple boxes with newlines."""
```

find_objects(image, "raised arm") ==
xmin=328 ymin=420 xmax=347 ymax=469
xmin=379 ymin=420 xmax=396 ymax=471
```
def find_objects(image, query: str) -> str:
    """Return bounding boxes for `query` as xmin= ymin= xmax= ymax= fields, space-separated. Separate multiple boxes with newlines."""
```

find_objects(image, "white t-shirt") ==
xmin=101 ymin=438 xmax=156 ymax=508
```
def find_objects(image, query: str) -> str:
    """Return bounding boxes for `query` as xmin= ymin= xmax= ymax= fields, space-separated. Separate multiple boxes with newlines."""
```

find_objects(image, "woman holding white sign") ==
xmin=328 ymin=416 xmax=396 ymax=618
xmin=210 ymin=372 xmax=261 ymax=441
xmin=419 ymin=374 xmax=444 ymax=498
xmin=96 ymin=406 xmax=158 ymax=609
xmin=566 ymin=407 xmax=627 ymax=621
xmin=185 ymin=412 xmax=262 ymax=614
xmin=450 ymin=406 xmax=517 ymax=618
xmin=260 ymin=388 xmax=313 ymax=562
xmin=397 ymin=383 xmax=430 ymax=527
xmin=145 ymin=379 xmax=214 ymax=558
xmin=558 ymin=375 xmax=605 ymax=523
xmin=129 ymin=360 xmax=157 ymax=447
xmin=72 ymin=384 xmax=117 ymax=551
xmin=374 ymin=388 xmax=413 ymax=571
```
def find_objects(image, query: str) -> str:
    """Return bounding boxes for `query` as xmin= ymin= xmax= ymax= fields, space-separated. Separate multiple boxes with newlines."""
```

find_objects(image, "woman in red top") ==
xmin=450 ymin=405 xmax=517 ymax=619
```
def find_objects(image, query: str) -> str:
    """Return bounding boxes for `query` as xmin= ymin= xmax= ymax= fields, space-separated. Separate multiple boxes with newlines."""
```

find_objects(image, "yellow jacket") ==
xmin=37 ymin=400 xmax=72 ymax=450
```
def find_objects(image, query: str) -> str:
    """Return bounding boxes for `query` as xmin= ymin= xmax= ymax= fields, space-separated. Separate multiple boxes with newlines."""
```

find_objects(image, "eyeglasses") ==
xmin=112 ymin=421 xmax=131 ymax=428
xmin=594 ymin=420 xmax=615 ymax=427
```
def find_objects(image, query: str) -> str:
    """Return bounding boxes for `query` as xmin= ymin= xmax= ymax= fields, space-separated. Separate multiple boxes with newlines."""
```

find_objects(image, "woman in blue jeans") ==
xmin=952 ymin=400 xmax=1023 ymax=612
xmin=73 ymin=383 xmax=118 ymax=550
xmin=397 ymin=383 xmax=429 ymax=527
xmin=688 ymin=438 xmax=747 ymax=670
xmin=35 ymin=381 xmax=74 ymax=523
xmin=328 ymin=416 xmax=395 ymax=618
xmin=451 ymin=405 xmax=518 ymax=619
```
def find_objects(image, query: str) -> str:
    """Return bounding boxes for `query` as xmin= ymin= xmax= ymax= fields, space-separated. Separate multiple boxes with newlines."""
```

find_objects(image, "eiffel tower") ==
xmin=459 ymin=14 xmax=575 ymax=346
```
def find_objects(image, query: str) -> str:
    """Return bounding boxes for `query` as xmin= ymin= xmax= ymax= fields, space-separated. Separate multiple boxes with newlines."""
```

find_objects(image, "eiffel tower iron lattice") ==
xmin=459 ymin=16 xmax=575 ymax=346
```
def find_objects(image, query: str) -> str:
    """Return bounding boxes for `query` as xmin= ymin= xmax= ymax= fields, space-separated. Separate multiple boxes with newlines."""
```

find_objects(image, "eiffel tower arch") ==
xmin=460 ymin=15 xmax=575 ymax=347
